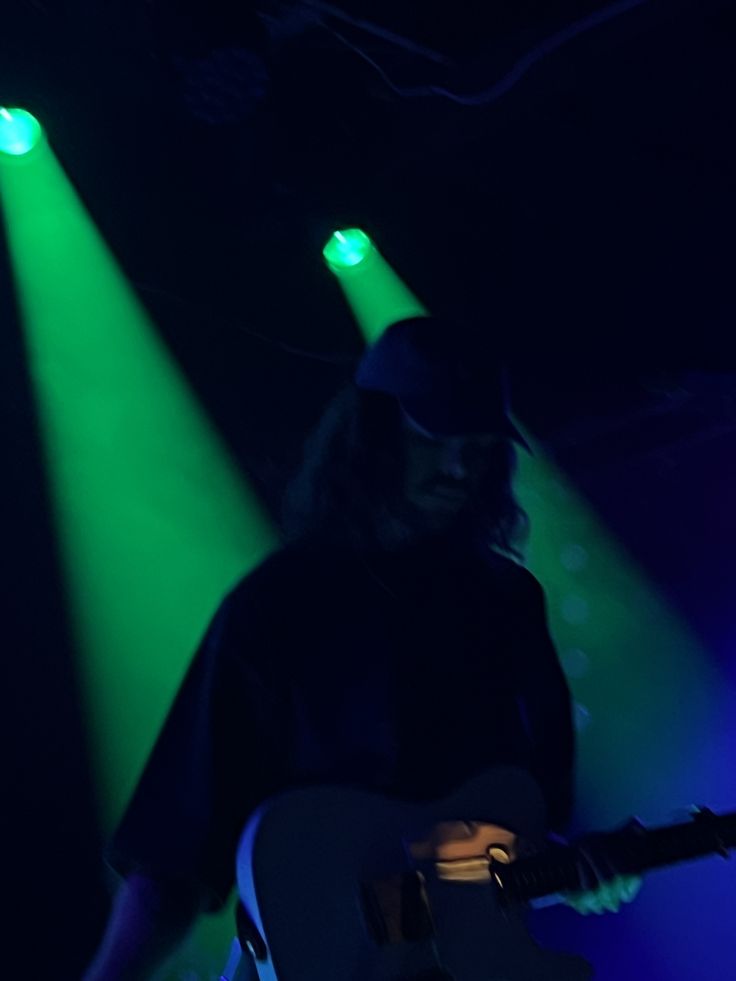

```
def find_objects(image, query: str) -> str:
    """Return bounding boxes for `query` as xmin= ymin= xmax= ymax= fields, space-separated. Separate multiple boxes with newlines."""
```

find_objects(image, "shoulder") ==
xmin=481 ymin=550 xmax=544 ymax=598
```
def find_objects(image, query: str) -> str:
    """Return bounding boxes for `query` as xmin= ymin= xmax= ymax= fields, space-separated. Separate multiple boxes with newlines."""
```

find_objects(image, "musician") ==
xmin=83 ymin=317 xmax=639 ymax=980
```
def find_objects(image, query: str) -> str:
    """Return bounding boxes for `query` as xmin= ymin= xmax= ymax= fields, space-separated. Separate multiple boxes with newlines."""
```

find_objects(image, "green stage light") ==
xmin=0 ymin=136 xmax=276 ymax=829
xmin=1 ymin=133 xmax=276 ymax=976
xmin=323 ymin=228 xmax=375 ymax=270
xmin=0 ymin=107 xmax=42 ymax=156
xmin=322 ymin=226 xmax=429 ymax=343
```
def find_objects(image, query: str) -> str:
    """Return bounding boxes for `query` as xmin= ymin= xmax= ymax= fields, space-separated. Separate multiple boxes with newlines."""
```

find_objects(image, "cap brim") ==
xmin=400 ymin=395 xmax=532 ymax=452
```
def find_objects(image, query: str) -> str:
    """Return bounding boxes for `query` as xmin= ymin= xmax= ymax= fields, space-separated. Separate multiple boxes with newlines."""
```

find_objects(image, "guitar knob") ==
xmin=487 ymin=844 xmax=512 ymax=865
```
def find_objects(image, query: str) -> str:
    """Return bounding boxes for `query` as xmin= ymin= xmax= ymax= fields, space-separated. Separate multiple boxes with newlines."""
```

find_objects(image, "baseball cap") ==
xmin=355 ymin=316 xmax=530 ymax=450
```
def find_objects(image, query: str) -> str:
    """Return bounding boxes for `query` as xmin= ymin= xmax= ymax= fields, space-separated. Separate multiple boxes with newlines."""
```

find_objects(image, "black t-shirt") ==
xmin=108 ymin=534 xmax=575 ymax=910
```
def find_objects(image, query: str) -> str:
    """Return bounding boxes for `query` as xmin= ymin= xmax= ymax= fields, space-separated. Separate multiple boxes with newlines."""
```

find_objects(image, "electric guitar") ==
xmin=229 ymin=766 xmax=735 ymax=980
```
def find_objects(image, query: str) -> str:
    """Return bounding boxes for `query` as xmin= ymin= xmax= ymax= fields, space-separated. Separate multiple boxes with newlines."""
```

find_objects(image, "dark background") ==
xmin=3 ymin=1 xmax=735 ymax=976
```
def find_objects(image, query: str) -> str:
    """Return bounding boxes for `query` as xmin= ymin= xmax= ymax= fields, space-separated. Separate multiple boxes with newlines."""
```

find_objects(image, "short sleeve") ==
xmin=106 ymin=576 xmax=291 ymax=911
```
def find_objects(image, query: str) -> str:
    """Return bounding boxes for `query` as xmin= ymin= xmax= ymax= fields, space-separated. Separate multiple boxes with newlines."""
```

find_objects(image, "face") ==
xmin=401 ymin=411 xmax=501 ymax=532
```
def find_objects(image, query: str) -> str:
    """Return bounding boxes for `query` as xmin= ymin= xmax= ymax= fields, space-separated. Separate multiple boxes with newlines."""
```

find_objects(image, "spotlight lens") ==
xmin=0 ymin=108 xmax=43 ymax=156
xmin=323 ymin=228 xmax=374 ymax=270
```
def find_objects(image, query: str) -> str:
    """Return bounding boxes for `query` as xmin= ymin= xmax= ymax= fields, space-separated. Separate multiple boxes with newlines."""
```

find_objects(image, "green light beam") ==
xmin=514 ymin=424 xmax=721 ymax=826
xmin=323 ymin=228 xmax=429 ymax=343
xmin=1 ymin=135 xmax=279 ymax=977
xmin=0 ymin=138 xmax=276 ymax=831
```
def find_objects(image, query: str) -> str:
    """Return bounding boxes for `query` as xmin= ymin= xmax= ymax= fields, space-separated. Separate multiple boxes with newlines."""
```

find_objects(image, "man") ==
xmin=83 ymin=316 xmax=639 ymax=980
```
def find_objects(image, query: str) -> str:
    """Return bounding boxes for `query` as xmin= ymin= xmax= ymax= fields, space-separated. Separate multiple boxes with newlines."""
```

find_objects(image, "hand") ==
xmin=562 ymin=873 xmax=642 ymax=915
xmin=561 ymin=829 xmax=643 ymax=915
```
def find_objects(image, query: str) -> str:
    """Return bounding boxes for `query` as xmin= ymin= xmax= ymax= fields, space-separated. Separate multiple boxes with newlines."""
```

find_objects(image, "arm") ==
xmin=82 ymin=873 xmax=205 ymax=981
xmin=87 ymin=565 xmax=290 ymax=978
xmin=510 ymin=568 xmax=576 ymax=833
xmin=511 ymin=570 xmax=642 ymax=914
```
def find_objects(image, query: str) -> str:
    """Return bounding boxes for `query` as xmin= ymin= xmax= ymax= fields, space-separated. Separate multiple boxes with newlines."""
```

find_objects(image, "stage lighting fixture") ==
xmin=0 ymin=108 xmax=42 ymax=157
xmin=323 ymin=228 xmax=375 ymax=271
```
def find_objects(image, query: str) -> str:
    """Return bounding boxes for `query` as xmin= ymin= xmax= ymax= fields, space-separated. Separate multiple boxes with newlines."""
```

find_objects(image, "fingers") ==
xmin=563 ymin=875 xmax=643 ymax=915
xmin=619 ymin=874 xmax=643 ymax=902
xmin=565 ymin=882 xmax=619 ymax=915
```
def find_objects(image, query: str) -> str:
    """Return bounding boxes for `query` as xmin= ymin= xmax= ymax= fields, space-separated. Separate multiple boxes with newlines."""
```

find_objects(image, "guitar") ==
xmin=230 ymin=766 xmax=735 ymax=980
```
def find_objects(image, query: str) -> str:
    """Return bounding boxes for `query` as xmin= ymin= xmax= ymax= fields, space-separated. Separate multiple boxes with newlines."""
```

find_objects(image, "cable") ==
xmin=328 ymin=0 xmax=651 ymax=106
xmin=297 ymin=0 xmax=453 ymax=65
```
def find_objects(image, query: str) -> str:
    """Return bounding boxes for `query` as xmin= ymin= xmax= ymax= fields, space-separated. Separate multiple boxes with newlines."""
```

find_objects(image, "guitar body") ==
xmin=236 ymin=766 xmax=593 ymax=980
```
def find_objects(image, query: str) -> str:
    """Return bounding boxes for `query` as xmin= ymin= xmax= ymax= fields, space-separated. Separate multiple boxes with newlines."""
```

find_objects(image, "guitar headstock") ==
xmin=689 ymin=806 xmax=736 ymax=857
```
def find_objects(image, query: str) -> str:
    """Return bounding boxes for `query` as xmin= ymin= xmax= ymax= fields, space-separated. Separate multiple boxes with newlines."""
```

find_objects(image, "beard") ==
xmin=373 ymin=495 xmax=477 ymax=550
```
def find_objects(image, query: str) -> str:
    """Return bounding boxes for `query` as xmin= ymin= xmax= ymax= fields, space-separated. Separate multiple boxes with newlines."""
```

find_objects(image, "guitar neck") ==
xmin=496 ymin=809 xmax=736 ymax=903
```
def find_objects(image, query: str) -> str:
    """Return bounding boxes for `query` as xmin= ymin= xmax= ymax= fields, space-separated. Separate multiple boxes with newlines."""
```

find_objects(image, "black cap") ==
xmin=355 ymin=316 xmax=530 ymax=449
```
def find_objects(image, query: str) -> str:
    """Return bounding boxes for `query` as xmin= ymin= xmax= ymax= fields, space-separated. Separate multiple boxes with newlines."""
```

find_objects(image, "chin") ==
xmin=379 ymin=501 xmax=474 ymax=550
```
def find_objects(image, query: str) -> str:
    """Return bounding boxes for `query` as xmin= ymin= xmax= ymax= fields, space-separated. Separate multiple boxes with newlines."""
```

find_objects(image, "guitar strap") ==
xmin=235 ymin=899 xmax=268 ymax=962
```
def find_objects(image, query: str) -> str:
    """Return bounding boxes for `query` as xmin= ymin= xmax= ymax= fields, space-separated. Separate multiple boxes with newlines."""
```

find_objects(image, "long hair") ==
xmin=282 ymin=383 xmax=529 ymax=558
